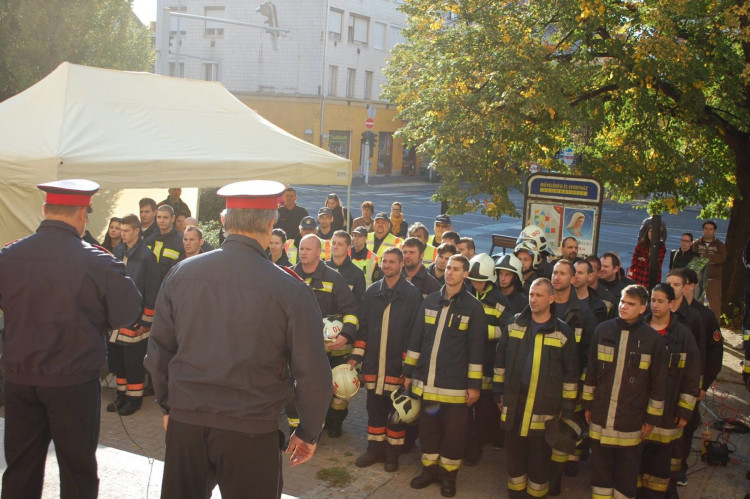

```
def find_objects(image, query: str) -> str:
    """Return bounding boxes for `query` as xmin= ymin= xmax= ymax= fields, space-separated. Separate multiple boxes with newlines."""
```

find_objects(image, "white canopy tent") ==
xmin=0 ymin=62 xmax=351 ymax=243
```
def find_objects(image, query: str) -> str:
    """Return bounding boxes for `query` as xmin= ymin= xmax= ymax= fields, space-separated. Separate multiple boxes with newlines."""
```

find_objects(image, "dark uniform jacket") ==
xmin=145 ymin=227 xmax=184 ymax=282
xmin=690 ymin=299 xmax=723 ymax=390
xmin=427 ymin=262 xmax=445 ymax=285
xmin=327 ymin=256 xmax=366 ymax=304
xmin=592 ymin=283 xmax=617 ymax=319
xmin=276 ymin=205 xmax=308 ymax=241
xmin=675 ymin=297 xmax=707 ymax=384
xmin=492 ymin=308 xmax=579 ymax=435
xmin=472 ymin=283 xmax=512 ymax=390
xmin=351 ymin=275 xmax=423 ymax=394
xmin=145 ymin=235 xmax=332 ymax=444
xmin=503 ymin=285 xmax=528 ymax=317
xmin=0 ymin=220 xmax=141 ymax=386
xmin=404 ymin=286 xmax=486 ymax=405
xmin=112 ymin=239 xmax=161 ymax=344
xmin=581 ymin=286 xmax=608 ymax=324
xmin=642 ymin=312 xmax=701 ymax=444
xmin=140 ymin=222 xmax=157 ymax=241
xmin=402 ymin=265 xmax=441 ymax=298
xmin=521 ymin=267 xmax=547 ymax=295
xmin=598 ymin=276 xmax=635 ymax=302
xmin=554 ymin=290 xmax=598 ymax=379
xmin=582 ymin=318 xmax=667 ymax=447
xmin=292 ymin=259 xmax=359 ymax=343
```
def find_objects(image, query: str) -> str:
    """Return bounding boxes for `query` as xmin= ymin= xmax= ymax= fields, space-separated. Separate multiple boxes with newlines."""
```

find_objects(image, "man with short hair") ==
xmin=691 ymin=220 xmax=726 ymax=320
xmin=317 ymin=207 xmax=335 ymax=240
xmin=441 ymin=231 xmax=461 ymax=247
xmin=669 ymin=233 xmax=697 ymax=270
xmin=182 ymin=225 xmax=204 ymax=259
xmin=401 ymin=237 xmax=441 ymax=298
xmin=145 ymin=204 xmax=184 ymax=282
xmin=352 ymin=201 xmax=375 ymax=232
xmin=285 ymin=216 xmax=319 ymax=265
xmin=389 ymin=202 xmax=408 ymax=238
xmin=350 ymin=247 xmax=422 ymax=472
xmin=457 ymin=238 xmax=476 ymax=260
xmin=350 ymin=226 xmax=381 ymax=286
xmin=367 ymin=212 xmax=402 ymax=258
xmin=0 ymin=180 xmax=141 ymax=498
xmin=599 ymin=252 xmax=634 ymax=298
xmin=293 ymin=234 xmax=360 ymax=438
xmin=184 ymin=217 xmax=215 ymax=253
xmin=139 ymin=197 xmax=158 ymax=240
xmin=583 ymin=285 xmax=667 ymax=499
xmin=408 ymin=222 xmax=436 ymax=267
xmin=573 ymin=259 xmax=608 ymax=323
xmin=158 ymin=188 xmax=192 ymax=218
xmin=427 ymin=214 xmax=452 ymax=247
xmin=110 ymin=214 xmax=162 ymax=416
xmin=275 ymin=186 xmax=309 ymax=241
xmin=494 ymin=278 xmax=579 ymax=498
xmin=145 ymin=181 xmax=331 ymax=497
xmin=429 ymin=243 xmax=458 ymax=285
xmin=404 ymin=255 xmax=487 ymax=497
xmin=560 ymin=237 xmax=579 ymax=262
xmin=327 ymin=230 xmax=366 ymax=304
xmin=586 ymin=256 xmax=617 ymax=318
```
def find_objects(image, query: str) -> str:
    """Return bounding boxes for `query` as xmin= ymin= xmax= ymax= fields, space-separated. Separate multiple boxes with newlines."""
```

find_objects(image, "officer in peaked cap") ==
xmin=145 ymin=179 xmax=332 ymax=499
xmin=0 ymin=179 xmax=142 ymax=499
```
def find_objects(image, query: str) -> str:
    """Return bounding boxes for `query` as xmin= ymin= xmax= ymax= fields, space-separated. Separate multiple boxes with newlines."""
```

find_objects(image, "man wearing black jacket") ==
xmin=145 ymin=204 xmax=184 ymax=282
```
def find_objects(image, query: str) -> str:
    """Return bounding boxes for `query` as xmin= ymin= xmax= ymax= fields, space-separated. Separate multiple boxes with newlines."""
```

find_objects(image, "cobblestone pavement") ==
xmin=2 ymin=328 xmax=749 ymax=498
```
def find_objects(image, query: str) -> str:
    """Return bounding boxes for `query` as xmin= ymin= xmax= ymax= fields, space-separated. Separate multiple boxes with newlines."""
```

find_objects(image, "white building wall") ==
xmin=155 ymin=0 xmax=406 ymax=102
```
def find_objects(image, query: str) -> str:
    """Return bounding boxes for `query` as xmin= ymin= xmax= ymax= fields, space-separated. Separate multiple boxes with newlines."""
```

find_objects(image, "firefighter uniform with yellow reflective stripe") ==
xmin=582 ymin=318 xmax=668 ymax=499
xmin=286 ymin=238 xmax=332 ymax=265
xmin=493 ymin=308 xmax=580 ymax=498
xmin=639 ymin=312 xmax=700 ymax=498
xmin=403 ymin=286 xmax=486 ymax=489
xmin=327 ymin=256 xmax=366 ymax=304
xmin=466 ymin=282 xmax=511 ymax=463
xmin=367 ymin=232 xmax=402 ymax=259
xmin=145 ymin=227 xmax=184 ymax=282
xmin=292 ymin=259 xmax=359 ymax=437
xmin=111 ymin=238 xmax=161 ymax=413
xmin=351 ymin=246 xmax=381 ymax=287
xmin=350 ymin=274 xmax=423 ymax=462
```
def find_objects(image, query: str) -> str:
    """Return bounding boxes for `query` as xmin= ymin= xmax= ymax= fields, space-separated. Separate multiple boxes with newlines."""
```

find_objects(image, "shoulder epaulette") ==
xmin=280 ymin=266 xmax=303 ymax=281
xmin=3 ymin=239 xmax=20 ymax=248
xmin=91 ymin=244 xmax=113 ymax=256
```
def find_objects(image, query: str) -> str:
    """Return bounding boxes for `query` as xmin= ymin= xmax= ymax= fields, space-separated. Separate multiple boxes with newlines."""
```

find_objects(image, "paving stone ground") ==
xmin=2 ymin=327 xmax=750 ymax=498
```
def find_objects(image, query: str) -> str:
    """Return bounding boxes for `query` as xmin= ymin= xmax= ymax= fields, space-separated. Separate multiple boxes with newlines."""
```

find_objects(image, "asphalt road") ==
xmin=293 ymin=178 xmax=729 ymax=279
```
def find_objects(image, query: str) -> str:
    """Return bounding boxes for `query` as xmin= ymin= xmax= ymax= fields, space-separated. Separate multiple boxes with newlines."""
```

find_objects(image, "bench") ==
xmin=489 ymin=235 xmax=517 ymax=257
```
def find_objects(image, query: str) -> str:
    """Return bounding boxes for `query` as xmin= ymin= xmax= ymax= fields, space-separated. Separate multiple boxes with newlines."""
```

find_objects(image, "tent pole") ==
xmin=346 ymin=183 xmax=351 ymax=232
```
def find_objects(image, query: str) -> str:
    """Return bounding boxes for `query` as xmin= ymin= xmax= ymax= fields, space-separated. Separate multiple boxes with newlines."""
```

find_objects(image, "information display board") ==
xmin=524 ymin=174 xmax=603 ymax=258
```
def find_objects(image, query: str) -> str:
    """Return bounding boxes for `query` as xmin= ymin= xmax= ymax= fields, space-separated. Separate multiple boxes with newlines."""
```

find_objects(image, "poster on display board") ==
xmin=524 ymin=174 xmax=603 ymax=258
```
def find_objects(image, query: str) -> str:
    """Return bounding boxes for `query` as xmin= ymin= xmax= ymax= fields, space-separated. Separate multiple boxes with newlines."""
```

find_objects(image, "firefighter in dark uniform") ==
xmin=582 ymin=285 xmax=668 ymax=499
xmin=465 ymin=253 xmax=512 ymax=465
xmin=108 ymin=213 xmax=161 ymax=416
xmin=401 ymin=237 xmax=441 ymax=298
xmin=350 ymin=247 xmax=423 ymax=472
xmin=640 ymin=284 xmax=701 ymax=498
xmin=293 ymin=234 xmax=360 ymax=438
xmin=495 ymin=253 xmax=528 ymax=315
xmin=573 ymin=259 xmax=609 ymax=323
xmin=0 ymin=179 xmax=141 ymax=499
xmin=327 ymin=230 xmax=366 ymax=304
xmin=145 ymin=204 xmax=184 ymax=282
xmin=493 ymin=278 xmax=580 ymax=498
xmin=404 ymin=254 xmax=486 ymax=497
xmin=145 ymin=180 xmax=332 ymax=498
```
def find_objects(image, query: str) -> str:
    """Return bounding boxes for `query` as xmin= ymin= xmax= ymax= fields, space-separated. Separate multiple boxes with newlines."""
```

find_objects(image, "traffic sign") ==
xmin=365 ymin=118 xmax=375 ymax=129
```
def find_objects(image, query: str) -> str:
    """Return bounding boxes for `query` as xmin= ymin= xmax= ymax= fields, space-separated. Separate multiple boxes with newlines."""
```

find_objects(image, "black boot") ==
xmin=410 ymin=466 xmax=439 ymax=489
xmin=384 ymin=454 xmax=399 ymax=472
xmin=106 ymin=391 xmax=126 ymax=413
xmin=355 ymin=451 xmax=385 ymax=468
xmin=117 ymin=396 xmax=143 ymax=416
xmin=439 ymin=467 xmax=457 ymax=497
xmin=326 ymin=407 xmax=347 ymax=438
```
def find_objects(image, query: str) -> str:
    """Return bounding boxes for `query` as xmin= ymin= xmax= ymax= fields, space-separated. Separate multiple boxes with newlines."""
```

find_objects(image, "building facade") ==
xmin=155 ymin=0 xmax=416 ymax=176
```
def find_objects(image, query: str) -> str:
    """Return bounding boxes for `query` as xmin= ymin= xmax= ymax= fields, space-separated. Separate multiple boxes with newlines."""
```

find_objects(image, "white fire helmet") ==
xmin=323 ymin=316 xmax=344 ymax=342
xmin=495 ymin=253 xmax=524 ymax=283
xmin=517 ymin=224 xmax=550 ymax=256
xmin=514 ymin=240 xmax=541 ymax=269
xmin=389 ymin=386 xmax=421 ymax=425
xmin=331 ymin=364 xmax=360 ymax=401
xmin=468 ymin=253 xmax=496 ymax=283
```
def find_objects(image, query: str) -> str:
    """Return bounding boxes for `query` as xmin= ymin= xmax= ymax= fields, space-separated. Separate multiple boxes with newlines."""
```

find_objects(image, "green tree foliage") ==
xmin=384 ymin=0 xmax=750 ymax=318
xmin=0 ymin=0 xmax=154 ymax=101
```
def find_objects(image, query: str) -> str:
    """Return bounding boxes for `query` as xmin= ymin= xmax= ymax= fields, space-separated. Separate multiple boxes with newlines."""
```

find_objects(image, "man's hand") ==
xmin=466 ymin=388 xmax=480 ymax=406
xmin=163 ymin=415 xmax=169 ymax=431
xmin=641 ymin=423 xmax=654 ymax=440
xmin=325 ymin=335 xmax=348 ymax=352
xmin=285 ymin=432 xmax=318 ymax=466
xmin=585 ymin=410 xmax=591 ymax=425
xmin=403 ymin=378 xmax=412 ymax=390
xmin=698 ymin=389 xmax=706 ymax=401
xmin=347 ymin=359 xmax=358 ymax=370
xmin=497 ymin=395 xmax=503 ymax=412
xmin=674 ymin=417 xmax=688 ymax=429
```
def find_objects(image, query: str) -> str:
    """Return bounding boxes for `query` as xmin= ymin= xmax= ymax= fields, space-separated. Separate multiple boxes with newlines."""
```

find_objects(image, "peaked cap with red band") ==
xmin=38 ymin=179 xmax=100 ymax=207
xmin=217 ymin=180 xmax=285 ymax=210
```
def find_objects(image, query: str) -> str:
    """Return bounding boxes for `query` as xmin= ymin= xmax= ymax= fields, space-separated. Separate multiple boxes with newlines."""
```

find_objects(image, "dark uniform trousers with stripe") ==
xmin=419 ymin=403 xmax=469 ymax=484
xmin=365 ymin=389 xmax=406 ymax=457
xmin=590 ymin=441 xmax=642 ymax=499
xmin=638 ymin=441 xmax=674 ymax=498
xmin=505 ymin=412 xmax=552 ymax=499
xmin=110 ymin=336 xmax=148 ymax=401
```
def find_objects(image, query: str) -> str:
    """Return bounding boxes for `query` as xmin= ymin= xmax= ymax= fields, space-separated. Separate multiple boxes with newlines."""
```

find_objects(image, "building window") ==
xmin=203 ymin=62 xmax=220 ymax=81
xmin=328 ymin=65 xmax=338 ymax=96
xmin=346 ymin=68 xmax=356 ymax=98
xmin=205 ymin=7 xmax=225 ymax=36
xmin=329 ymin=131 xmax=351 ymax=158
xmin=390 ymin=26 xmax=405 ymax=49
xmin=373 ymin=21 xmax=386 ymax=50
xmin=168 ymin=6 xmax=187 ymax=35
xmin=169 ymin=61 xmax=185 ymax=77
xmin=364 ymin=71 xmax=373 ymax=100
xmin=348 ymin=15 xmax=369 ymax=45
xmin=377 ymin=132 xmax=394 ymax=173
xmin=328 ymin=9 xmax=343 ymax=40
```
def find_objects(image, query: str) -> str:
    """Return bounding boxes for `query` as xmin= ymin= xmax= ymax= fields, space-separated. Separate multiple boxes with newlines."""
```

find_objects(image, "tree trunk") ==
xmin=721 ymin=133 xmax=750 ymax=325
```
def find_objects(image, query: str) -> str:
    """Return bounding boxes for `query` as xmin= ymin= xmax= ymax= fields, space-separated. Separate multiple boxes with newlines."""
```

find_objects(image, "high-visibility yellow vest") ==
xmin=366 ymin=233 xmax=402 ymax=259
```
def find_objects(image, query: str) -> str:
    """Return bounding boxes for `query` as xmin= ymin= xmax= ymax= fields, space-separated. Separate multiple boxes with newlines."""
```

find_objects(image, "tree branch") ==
xmin=569 ymin=84 xmax=619 ymax=107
